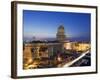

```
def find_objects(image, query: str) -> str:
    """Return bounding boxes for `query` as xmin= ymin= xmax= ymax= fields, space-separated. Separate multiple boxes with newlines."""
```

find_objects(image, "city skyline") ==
xmin=23 ymin=10 xmax=91 ymax=69
xmin=23 ymin=10 xmax=91 ymax=41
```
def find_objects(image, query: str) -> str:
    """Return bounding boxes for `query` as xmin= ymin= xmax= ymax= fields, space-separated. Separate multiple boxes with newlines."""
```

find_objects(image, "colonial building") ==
xmin=24 ymin=41 xmax=63 ymax=59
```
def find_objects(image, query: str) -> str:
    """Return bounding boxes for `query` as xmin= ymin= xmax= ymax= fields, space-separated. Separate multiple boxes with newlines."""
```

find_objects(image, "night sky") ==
xmin=23 ymin=10 xmax=91 ymax=41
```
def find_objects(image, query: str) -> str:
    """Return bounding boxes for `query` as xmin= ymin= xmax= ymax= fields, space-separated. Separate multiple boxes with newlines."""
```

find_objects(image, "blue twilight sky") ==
xmin=23 ymin=10 xmax=91 ymax=40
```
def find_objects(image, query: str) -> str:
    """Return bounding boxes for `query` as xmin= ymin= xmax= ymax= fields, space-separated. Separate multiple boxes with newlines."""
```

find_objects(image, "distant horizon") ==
xmin=23 ymin=36 xmax=90 ymax=43
xmin=23 ymin=10 xmax=91 ymax=42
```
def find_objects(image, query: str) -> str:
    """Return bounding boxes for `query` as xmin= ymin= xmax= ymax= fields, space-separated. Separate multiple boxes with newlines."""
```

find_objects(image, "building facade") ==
xmin=56 ymin=25 xmax=66 ymax=42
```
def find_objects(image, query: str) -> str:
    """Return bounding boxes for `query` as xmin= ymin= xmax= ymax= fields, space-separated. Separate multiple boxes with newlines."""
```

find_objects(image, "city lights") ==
xmin=23 ymin=25 xmax=91 ymax=69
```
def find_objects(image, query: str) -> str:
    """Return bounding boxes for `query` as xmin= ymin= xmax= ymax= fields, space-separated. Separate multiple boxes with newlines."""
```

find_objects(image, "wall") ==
xmin=0 ymin=0 xmax=99 ymax=80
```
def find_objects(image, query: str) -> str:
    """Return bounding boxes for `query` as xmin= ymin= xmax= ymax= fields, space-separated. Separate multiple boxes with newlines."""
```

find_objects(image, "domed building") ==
xmin=56 ymin=25 xmax=66 ymax=42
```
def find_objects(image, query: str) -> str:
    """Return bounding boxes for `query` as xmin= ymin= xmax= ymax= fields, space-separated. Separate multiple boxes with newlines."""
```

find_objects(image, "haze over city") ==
xmin=23 ymin=10 xmax=91 ymax=42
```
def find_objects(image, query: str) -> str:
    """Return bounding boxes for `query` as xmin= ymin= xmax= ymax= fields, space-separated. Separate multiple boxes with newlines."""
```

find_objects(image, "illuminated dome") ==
xmin=56 ymin=25 xmax=66 ymax=42
xmin=58 ymin=25 xmax=64 ymax=29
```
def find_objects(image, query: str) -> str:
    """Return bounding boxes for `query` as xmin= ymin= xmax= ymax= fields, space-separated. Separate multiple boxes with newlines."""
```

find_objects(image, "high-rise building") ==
xmin=56 ymin=25 xmax=66 ymax=42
